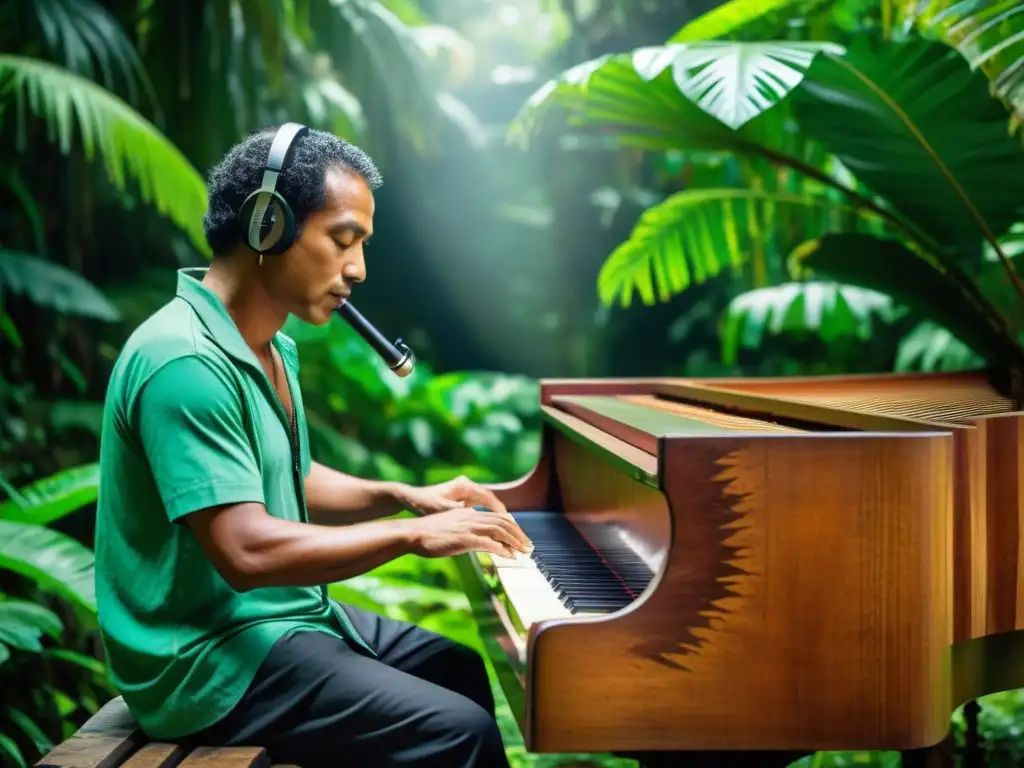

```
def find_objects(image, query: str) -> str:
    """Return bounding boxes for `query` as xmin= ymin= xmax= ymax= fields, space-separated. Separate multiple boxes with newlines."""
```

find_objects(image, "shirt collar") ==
xmin=175 ymin=267 xmax=298 ymax=374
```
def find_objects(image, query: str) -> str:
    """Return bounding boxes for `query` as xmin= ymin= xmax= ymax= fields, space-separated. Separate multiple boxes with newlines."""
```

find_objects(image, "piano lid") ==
xmin=548 ymin=391 xmax=813 ymax=458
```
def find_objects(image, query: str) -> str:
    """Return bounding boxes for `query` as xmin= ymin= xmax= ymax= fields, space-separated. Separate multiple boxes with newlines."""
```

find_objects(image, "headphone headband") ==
xmin=242 ymin=122 xmax=309 ymax=254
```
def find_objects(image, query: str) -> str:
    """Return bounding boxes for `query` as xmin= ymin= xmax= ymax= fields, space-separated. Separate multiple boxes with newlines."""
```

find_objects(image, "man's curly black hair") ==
xmin=202 ymin=126 xmax=383 ymax=255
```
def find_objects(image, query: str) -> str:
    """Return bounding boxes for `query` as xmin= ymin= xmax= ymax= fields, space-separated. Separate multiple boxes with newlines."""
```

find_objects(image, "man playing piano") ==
xmin=93 ymin=124 xmax=533 ymax=768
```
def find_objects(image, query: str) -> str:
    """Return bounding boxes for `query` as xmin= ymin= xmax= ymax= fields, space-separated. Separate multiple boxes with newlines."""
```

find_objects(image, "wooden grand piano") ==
xmin=456 ymin=369 xmax=1024 ymax=762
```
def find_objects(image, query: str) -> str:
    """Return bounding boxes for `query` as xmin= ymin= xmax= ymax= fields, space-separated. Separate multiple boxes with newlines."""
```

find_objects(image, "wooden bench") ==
xmin=35 ymin=696 xmax=297 ymax=768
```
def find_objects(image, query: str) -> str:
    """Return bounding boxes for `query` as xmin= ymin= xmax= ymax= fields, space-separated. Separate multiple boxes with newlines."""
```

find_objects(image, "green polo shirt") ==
xmin=94 ymin=267 xmax=373 ymax=740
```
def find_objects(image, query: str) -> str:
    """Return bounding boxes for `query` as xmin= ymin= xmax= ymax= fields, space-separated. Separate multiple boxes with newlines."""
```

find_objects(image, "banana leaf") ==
xmin=0 ymin=521 xmax=95 ymax=613
xmin=0 ymin=463 xmax=99 ymax=526
xmin=0 ymin=599 xmax=63 ymax=657
xmin=795 ymin=232 xmax=1024 ymax=368
xmin=793 ymin=37 xmax=1024 ymax=263
xmin=0 ymin=253 xmax=119 ymax=322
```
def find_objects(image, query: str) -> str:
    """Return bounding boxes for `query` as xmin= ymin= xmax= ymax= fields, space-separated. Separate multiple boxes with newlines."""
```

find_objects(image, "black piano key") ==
xmin=510 ymin=510 xmax=655 ymax=614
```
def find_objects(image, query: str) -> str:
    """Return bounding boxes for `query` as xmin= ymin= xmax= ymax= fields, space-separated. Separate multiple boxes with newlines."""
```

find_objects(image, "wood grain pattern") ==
xmin=524 ymin=431 xmax=954 ymax=753
xmin=35 ymin=696 xmax=144 ymax=768
xmin=176 ymin=747 xmax=269 ymax=767
xmin=468 ymin=373 xmax=1024 ymax=755
xmin=119 ymin=743 xmax=187 ymax=768
xmin=677 ymin=373 xmax=1023 ymax=647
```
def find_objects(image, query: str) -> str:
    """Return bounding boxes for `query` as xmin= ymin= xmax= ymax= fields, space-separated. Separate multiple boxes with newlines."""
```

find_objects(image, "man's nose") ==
xmin=342 ymin=253 xmax=366 ymax=284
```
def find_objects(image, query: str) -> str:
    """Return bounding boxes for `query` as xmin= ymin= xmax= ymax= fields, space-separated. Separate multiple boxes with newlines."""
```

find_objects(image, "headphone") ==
xmin=237 ymin=122 xmax=309 ymax=255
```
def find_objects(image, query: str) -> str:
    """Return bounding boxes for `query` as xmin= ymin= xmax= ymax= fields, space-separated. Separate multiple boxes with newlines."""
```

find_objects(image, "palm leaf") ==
xmin=794 ymin=232 xmax=1024 ymax=368
xmin=0 ymin=520 xmax=95 ymax=613
xmin=792 ymin=38 xmax=1024 ymax=284
xmin=0 ymin=599 xmax=63 ymax=656
xmin=0 ymin=252 xmax=119 ymax=322
xmin=507 ymin=49 xmax=908 ymax=240
xmin=28 ymin=0 xmax=159 ymax=115
xmin=720 ymin=281 xmax=899 ymax=363
xmin=597 ymin=187 xmax=892 ymax=307
xmin=895 ymin=320 xmax=986 ymax=371
xmin=0 ymin=463 xmax=99 ymax=526
xmin=902 ymin=0 xmax=1024 ymax=126
xmin=0 ymin=54 xmax=209 ymax=254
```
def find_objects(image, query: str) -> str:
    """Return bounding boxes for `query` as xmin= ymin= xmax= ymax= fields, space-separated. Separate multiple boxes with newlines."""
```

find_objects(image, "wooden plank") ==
xmin=120 ymin=743 xmax=188 ymax=767
xmin=177 ymin=747 xmax=270 ymax=767
xmin=36 ymin=696 xmax=145 ymax=768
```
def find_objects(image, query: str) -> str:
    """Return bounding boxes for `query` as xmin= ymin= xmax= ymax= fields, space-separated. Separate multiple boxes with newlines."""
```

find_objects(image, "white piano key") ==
xmin=487 ymin=551 xmax=536 ymax=568
xmin=495 ymin=561 xmax=573 ymax=629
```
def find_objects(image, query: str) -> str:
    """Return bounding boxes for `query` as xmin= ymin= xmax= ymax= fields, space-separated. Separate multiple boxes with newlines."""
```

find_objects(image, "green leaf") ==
xmin=0 ymin=252 xmax=120 ymax=322
xmin=596 ymin=187 xmax=890 ymax=307
xmin=906 ymin=0 xmax=1024 ymax=126
xmin=0 ymin=732 xmax=26 ymax=768
xmin=0 ymin=599 xmax=64 ymax=653
xmin=0 ymin=463 xmax=99 ymax=525
xmin=793 ymin=37 xmax=1024 ymax=253
xmin=505 ymin=48 xmax=900 ymax=237
xmin=720 ymin=281 xmax=898 ymax=364
xmin=896 ymin=321 xmax=986 ymax=371
xmin=0 ymin=54 xmax=209 ymax=254
xmin=7 ymin=707 xmax=53 ymax=754
xmin=795 ymin=233 xmax=1024 ymax=366
xmin=43 ymin=648 xmax=108 ymax=676
xmin=669 ymin=0 xmax=821 ymax=42
xmin=0 ymin=520 xmax=96 ymax=612
xmin=631 ymin=41 xmax=842 ymax=129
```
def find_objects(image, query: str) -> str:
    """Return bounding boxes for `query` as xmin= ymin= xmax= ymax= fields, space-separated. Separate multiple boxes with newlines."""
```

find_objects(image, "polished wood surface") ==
xmin=672 ymin=371 xmax=1023 ymax=647
xmin=528 ymin=427 xmax=952 ymax=753
xmin=465 ymin=370 xmax=1024 ymax=757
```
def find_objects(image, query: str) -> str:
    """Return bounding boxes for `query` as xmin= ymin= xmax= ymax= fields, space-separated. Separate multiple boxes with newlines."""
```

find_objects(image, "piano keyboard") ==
xmin=486 ymin=511 xmax=656 ymax=633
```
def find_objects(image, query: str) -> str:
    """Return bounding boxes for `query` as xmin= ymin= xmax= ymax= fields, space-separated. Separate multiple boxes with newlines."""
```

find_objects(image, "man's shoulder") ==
xmin=109 ymin=298 xmax=233 ymax=399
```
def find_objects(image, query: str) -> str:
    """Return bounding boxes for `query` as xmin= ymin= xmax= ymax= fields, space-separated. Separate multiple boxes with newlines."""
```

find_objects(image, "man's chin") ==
xmin=294 ymin=306 xmax=335 ymax=326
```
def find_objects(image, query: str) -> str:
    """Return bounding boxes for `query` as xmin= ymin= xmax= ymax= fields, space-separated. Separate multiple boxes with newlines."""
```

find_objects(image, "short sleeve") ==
xmin=136 ymin=355 xmax=265 ymax=522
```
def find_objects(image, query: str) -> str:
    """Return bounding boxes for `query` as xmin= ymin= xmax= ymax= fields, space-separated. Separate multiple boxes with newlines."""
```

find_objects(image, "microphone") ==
xmin=334 ymin=299 xmax=416 ymax=378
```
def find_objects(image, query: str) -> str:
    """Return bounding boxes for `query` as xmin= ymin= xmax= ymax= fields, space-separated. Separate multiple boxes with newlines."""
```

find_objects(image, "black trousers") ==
xmin=182 ymin=603 xmax=511 ymax=768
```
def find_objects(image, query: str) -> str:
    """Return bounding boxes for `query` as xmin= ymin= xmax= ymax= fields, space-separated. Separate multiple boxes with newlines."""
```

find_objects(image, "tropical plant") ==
xmin=897 ymin=0 xmax=1024 ymax=131
xmin=508 ymin=0 xmax=1024 ymax=388
xmin=0 ymin=464 xmax=110 ymax=768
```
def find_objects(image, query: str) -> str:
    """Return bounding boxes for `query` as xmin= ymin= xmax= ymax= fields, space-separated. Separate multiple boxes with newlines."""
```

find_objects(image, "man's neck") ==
xmin=202 ymin=256 xmax=288 ymax=355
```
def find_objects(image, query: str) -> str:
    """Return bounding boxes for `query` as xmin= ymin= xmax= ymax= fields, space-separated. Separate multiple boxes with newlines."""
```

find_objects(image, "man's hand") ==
xmin=405 ymin=507 xmax=533 ymax=559
xmin=398 ymin=475 xmax=509 ymax=518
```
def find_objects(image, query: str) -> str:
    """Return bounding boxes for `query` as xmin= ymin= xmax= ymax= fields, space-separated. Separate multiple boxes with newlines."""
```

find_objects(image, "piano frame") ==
xmin=457 ymin=370 xmax=1024 ymax=757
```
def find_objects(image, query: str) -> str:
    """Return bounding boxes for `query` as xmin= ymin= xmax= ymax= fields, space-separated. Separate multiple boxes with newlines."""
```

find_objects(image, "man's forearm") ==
xmin=197 ymin=505 xmax=423 ymax=591
xmin=304 ymin=460 xmax=409 ymax=524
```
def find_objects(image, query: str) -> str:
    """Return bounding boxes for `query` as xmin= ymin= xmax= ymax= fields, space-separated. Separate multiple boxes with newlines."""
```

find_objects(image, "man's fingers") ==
xmin=451 ymin=481 xmax=508 ymax=516
xmin=478 ymin=517 xmax=531 ymax=555
xmin=470 ymin=535 xmax=513 ymax=559
xmin=491 ymin=512 xmax=533 ymax=553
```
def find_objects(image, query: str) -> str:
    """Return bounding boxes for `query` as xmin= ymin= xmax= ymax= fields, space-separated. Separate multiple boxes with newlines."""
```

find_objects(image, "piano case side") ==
xmin=524 ymin=429 xmax=955 ymax=755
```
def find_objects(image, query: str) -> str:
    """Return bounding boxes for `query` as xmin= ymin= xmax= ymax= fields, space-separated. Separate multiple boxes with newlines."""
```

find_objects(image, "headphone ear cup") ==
xmin=238 ymin=190 xmax=297 ymax=255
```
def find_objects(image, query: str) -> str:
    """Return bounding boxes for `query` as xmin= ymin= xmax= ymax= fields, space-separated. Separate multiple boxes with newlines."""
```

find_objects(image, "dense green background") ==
xmin=2 ymin=1 xmax=1023 ymax=766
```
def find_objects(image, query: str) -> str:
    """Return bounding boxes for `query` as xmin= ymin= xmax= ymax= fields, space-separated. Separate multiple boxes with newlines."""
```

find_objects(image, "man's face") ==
xmin=269 ymin=165 xmax=374 ymax=325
